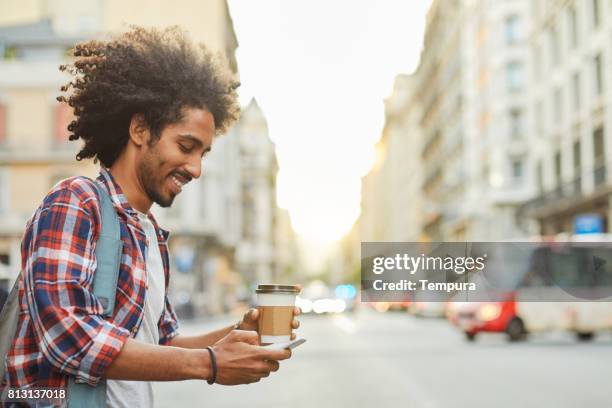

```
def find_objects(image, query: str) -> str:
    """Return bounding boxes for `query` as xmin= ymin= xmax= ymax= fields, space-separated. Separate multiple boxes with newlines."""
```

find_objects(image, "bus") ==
xmin=446 ymin=237 xmax=612 ymax=341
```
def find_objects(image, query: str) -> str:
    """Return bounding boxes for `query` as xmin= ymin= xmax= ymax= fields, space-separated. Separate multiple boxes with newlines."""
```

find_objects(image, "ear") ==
xmin=128 ymin=113 xmax=150 ymax=147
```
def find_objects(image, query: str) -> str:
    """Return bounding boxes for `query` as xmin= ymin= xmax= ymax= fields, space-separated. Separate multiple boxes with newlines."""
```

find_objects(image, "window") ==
xmin=505 ymin=15 xmax=522 ymax=44
xmin=549 ymin=247 xmax=591 ymax=287
xmin=506 ymin=62 xmax=524 ymax=91
xmin=572 ymin=72 xmax=581 ymax=111
xmin=573 ymin=140 xmax=582 ymax=170
xmin=593 ymin=126 xmax=605 ymax=164
xmin=568 ymin=6 xmax=579 ymax=48
xmin=573 ymin=136 xmax=582 ymax=192
xmin=523 ymin=248 xmax=551 ymax=287
xmin=589 ymin=248 xmax=612 ymax=285
xmin=594 ymin=54 xmax=604 ymax=96
xmin=511 ymin=159 xmax=523 ymax=183
xmin=509 ymin=109 xmax=523 ymax=139
xmin=593 ymin=126 xmax=606 ymax=186
xmin=592 ymin=0 xmax=601 ymax=28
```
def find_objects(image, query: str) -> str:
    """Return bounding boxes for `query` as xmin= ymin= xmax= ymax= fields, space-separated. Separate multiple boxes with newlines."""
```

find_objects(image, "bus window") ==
xmin=548 ymin=246 xmax=592 ymax=287
xmin=587 ymin=248 xmax=612 ymax=286
xmin=521 ymin=247 xmax=551 ymax=287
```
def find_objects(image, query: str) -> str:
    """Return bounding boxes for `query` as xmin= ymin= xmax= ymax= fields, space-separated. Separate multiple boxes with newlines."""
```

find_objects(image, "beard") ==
xmin=137 ymin=150 xmax=176 ymax=208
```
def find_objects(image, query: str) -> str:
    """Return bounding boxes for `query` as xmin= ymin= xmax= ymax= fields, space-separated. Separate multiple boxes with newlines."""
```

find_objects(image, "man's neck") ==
xmin=108 ymin=158 xmax=152 ymax=214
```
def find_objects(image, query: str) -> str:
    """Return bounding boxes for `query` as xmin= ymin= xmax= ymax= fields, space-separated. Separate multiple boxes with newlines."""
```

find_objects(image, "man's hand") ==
xmin=238 ymin=307 xmax=301 ymax=340
xmin=212 ymin=330 xmax=291 ymax=385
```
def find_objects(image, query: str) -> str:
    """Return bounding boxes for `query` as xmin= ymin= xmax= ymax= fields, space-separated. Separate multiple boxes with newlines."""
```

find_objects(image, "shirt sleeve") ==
xmin=22 ymin=184 xmax=130 ymax=387
xmin=158 ymin=294 xmax=180 ymax=345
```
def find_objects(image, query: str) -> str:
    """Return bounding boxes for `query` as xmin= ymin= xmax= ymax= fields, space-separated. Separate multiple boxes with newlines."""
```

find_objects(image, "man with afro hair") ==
xmin=2 ymin=26 xmax=298 ymax=407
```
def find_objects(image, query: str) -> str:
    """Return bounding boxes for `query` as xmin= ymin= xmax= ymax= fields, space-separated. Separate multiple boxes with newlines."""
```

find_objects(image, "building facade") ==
xmin=360 ymin=74 xmax=423 ymax=243
xmin=519 ymin=0 xmax=612 ymax=236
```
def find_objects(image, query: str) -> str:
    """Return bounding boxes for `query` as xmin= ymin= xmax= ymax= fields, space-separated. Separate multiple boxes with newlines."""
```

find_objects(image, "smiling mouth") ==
xmin=170 ymin=173 xmax=190 ymax=192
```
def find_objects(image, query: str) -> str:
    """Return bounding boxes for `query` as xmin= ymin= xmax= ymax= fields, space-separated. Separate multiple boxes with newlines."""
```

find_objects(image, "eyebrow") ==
xmin=178 ymin=134 xmax=212 ymax=153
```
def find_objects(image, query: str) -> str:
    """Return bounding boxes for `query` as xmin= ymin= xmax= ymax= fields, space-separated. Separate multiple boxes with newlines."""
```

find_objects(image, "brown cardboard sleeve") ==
xmin=257 ymin=306 xmax=294 ymax=336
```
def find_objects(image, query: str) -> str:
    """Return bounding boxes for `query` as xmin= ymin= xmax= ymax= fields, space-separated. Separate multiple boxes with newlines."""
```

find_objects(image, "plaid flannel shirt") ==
xmin=2 ymin=167 xmax=179 ymax=390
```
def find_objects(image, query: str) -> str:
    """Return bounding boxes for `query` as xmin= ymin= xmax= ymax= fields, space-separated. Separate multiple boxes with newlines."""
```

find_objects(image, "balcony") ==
xmin=0 ymin=144 xmax=77 ymax=164
xmin=518 ymin=162 xmax=611 ymax=219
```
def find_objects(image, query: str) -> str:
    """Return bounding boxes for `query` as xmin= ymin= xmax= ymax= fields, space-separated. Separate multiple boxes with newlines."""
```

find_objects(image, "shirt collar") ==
xmin=96 ymin=167 xmax=138 ymax=217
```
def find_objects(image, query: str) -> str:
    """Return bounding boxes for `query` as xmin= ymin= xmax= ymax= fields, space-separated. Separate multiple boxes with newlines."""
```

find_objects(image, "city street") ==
xmin=154 ymin=308 xmax=612 ymax=408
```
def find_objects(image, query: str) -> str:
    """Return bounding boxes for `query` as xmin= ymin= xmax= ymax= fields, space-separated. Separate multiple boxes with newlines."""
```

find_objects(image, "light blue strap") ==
xmin=91 ymin=181 xmax=123 ymax=317
xmin=68 ymin=180 xmax=123 ymax=408
xmin=68 ymin=375 xmax=107 ymax=408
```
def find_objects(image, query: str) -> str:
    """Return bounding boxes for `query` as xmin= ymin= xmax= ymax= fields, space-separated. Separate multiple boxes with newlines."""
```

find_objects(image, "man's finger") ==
xmin=261 ymin=348 xmax=292 ymax=361
xmin=294 ymin=306 xmax=301 ymax=316
xmin=290 ymin=332 xmax=296 ymax=340
xmin=267 ymin=360 xmax=280 ymax=372
xmin=231 ymin=329 xmax=260 ymax=345
xmin=291 ymin=319 xmax=300 ymax=329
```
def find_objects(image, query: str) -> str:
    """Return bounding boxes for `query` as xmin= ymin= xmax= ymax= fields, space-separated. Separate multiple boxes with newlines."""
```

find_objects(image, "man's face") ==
xmin=136 ymin=107 xmax=215 ymax=208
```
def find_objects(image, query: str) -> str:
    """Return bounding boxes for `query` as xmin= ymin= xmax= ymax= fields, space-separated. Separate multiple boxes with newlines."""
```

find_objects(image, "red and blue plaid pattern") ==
xmin=2 ymin=167 xmax=179 ymax=389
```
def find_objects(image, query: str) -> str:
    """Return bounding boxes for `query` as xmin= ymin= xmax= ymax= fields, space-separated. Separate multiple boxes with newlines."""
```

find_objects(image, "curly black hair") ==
xmin=57 ymin=26 xmax=240 ymax=167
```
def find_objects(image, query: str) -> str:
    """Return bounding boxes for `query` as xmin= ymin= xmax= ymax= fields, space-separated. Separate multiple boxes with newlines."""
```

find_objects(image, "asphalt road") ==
xmin=153 ymin=307 xmax=612 ymax=408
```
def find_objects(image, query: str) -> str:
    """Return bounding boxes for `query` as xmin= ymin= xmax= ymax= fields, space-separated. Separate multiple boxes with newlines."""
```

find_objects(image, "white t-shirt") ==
xmin=106 ymin=211 xmax=166 ymax=408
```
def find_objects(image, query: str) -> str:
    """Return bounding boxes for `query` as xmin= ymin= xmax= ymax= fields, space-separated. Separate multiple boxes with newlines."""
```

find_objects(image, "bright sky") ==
xmin=227 ymin=0 xmax=431 ymax=244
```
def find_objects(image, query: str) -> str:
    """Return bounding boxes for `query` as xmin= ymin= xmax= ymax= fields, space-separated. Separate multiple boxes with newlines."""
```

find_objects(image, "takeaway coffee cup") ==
xmin=256 ymin=284 xmax=301 ymax=345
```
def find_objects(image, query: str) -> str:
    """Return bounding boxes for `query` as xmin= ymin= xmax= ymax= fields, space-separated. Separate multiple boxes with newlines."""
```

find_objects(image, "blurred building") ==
xmin=461 ymin=0 xmax=533 ymax=239
xmin=336 ymin=217 xmax=361 ymax=284
xmin=519 ymin=0 xmax=612 ymax=235
xmin=274 ymin=207 xmax=301 ymax=283
xmin=229 ymin=99 xmax=299 ymax=287
xmin=360 ymin=74 xmax=423 ymax=242
xmin=0 ymin=19 xmax=94 ymax=289
xmin=416 ymin=0 xmax=466 ymax=241
xmin=361 ymin=0 xmax=612 ymax=241
xmin=416 ymin=0 xmax=532 ymax=240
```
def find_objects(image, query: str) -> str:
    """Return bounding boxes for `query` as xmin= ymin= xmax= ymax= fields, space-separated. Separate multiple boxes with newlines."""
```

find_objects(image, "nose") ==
xmin=185 ymin=155 xmax=202 ymax=180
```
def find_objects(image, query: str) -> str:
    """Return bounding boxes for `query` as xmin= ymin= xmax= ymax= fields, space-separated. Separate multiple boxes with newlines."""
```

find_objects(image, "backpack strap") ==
xmin=91 ymin=181 xmax=123 ymax=317
xmin=68 ymin=180 xmax=123 ymax=408
xmin=0 ymin=274 xmax=21 ymax=394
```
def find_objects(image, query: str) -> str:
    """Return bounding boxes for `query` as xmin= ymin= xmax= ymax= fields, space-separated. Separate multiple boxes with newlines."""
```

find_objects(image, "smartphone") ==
xmin=262 ymin=338 xmax=306 ymax=351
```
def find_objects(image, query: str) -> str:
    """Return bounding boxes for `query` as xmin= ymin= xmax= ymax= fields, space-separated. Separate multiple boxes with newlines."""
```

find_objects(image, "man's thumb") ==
xmin=248 ymin=308 xmax=259 ymax=321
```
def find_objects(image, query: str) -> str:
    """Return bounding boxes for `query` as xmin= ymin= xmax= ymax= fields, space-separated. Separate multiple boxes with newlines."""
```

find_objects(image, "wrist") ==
xmin=188 ymin=348 xmax=212 ymax=381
